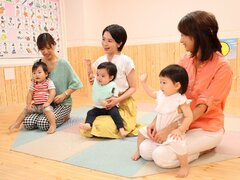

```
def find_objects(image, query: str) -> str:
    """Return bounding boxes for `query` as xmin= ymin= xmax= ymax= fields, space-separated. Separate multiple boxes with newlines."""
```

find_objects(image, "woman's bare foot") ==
xmin=47 ymin=125 xmax=56 ymax=134
xmin=63 ymin=115 xmax=70 ymax=122
xmin=8 ymin=122 xmax=22 ymax=132
xmin=176 ymin=165 xmax=189 ymax=178
xmin=131 ymin=151 xmax=141 ymax=161
xmin=119 ymin=128 xmax=128 ymax=137
xmin=79 ymin=123 xmax=92 ymax=130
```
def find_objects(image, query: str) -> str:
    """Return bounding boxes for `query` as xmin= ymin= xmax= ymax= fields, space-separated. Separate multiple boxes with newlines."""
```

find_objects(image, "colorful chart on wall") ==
xmin=0 ymin=0 xmax=62 ymax=59
xmin=220 ymin=38 xmax=237 ymax=60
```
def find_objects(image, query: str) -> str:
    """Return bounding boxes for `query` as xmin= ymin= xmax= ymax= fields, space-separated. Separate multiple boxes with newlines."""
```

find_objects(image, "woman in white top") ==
xmin=81 ymin=24 xmax=140 ymax=138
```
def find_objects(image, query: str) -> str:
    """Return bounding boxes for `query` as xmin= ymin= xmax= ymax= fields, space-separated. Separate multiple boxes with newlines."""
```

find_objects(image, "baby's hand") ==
xmin=139 ymin=73 xmax=148 ymax=83
xmin=26 ymin=104 xmax=33 ymax=113
xmin=101 ymin=100 xmax=108 ymax=108
xmin=42 ymin=102 xmax=50 ymax=108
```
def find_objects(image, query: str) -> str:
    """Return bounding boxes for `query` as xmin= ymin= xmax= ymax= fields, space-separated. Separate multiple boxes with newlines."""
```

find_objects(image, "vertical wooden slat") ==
xmin=0 ymin=68 xmax=7 ymax=106
xmin=236 ymin=39 xmax=240 ymax=95
xmin=1 ymin=40 xmax=239 ymax=108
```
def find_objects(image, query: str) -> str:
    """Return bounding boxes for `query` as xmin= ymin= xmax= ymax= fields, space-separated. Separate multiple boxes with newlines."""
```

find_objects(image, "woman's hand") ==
xmin=100 ymin=100 xmax=108 ymax=108
xmin=53 ymin=94 xmax=66 ymax=104
xmin=153 ymin=128 xmax=169 ymax=143
xmin=105 ymin=96 xmax=119 ymax=110
xmin=153 ymin=121 xmax=178 ymax=143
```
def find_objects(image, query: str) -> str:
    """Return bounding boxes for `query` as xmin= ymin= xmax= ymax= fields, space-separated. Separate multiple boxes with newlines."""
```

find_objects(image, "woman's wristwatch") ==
xmin=64 ymin=91 xmax=69 ymax=98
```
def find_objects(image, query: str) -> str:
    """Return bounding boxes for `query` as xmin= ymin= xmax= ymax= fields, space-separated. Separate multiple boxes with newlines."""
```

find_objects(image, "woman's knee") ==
xmin=23 ymin=121 xmax=36 ymax=130
xmin=152 ymin=146 xmax=179 ymax=168
xmin=37 ymin=124 xmax=49 ymax=131
xmin=36 ymin=118 xmax=49 ymax=131
xmin=23 ymin=116 xmax=37 ymax=130
xmin=139 ymin=139 xmax=156 ymax=160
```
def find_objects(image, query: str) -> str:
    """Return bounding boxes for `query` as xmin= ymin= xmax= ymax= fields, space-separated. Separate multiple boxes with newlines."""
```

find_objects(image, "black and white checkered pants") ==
xmin=23 ymin=105 xmax=72 ymax=131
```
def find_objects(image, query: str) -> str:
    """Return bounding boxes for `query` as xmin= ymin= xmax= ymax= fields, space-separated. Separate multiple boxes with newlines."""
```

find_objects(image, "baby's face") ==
xmin=96 ymin=68 xmax=112 ymax=85
xmin=159 ymin=76 xmax=180 ymax=96
xmin=32 ymin=66 xmax=48 ymax=83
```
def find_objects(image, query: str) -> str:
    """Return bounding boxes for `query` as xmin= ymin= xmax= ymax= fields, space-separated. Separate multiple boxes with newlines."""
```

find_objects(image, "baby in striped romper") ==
xmin=9 ymin=61 xmax=56 ymax=134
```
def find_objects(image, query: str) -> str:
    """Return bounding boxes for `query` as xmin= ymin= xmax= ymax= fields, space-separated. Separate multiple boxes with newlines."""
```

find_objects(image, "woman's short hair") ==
xmin=102 ymin=24 xmax=127 ymax=52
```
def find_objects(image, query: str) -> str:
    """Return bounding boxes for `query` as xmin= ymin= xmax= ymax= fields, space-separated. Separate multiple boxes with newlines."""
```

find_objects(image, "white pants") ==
xmin=139 ymin=128 xmax=224 ymax=168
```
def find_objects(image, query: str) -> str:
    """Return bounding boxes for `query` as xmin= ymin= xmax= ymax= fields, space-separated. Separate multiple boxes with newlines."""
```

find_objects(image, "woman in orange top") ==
xmin=139 ymin=11 xmax=233 ymax=172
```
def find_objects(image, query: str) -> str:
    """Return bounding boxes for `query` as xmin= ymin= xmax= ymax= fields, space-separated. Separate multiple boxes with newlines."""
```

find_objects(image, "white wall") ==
xmin=64 ymin=0 xmax=240 ymax=47
xmin=64 ymin=0 xmax=104 ymax=47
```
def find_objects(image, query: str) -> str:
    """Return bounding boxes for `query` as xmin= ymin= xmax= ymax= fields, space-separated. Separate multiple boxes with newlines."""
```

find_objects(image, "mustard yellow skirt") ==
xmin=80 ymin=96 xmax=141 ymax=138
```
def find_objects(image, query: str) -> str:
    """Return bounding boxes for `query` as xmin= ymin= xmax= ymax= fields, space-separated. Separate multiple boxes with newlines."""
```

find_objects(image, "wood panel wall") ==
xmin=0 ymin=66 xmax=32 ymax=107
xmin=1 ymin=40 xmax=239 ymax=108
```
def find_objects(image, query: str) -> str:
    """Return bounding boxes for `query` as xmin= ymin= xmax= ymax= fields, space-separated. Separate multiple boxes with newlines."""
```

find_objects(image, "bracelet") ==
xmin=64 ymin=91 xmax=69 ymax=97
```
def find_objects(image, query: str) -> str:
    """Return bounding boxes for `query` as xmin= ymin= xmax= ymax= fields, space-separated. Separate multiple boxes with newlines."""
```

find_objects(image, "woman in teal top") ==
xmin=23 ymin=33 xmax=83 ymax=131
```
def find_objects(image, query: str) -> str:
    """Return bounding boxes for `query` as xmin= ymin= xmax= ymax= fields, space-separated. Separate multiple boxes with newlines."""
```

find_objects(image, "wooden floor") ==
xmin=0 ymin=92 xmax=240 ymax=180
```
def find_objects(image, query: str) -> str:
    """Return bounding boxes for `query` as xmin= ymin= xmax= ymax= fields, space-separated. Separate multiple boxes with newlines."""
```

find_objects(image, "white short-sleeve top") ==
xmin=155 ymin=90 xmax=191 ymax=132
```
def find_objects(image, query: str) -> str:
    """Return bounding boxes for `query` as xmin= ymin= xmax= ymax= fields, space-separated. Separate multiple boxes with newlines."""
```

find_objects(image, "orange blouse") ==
xmin=179 ymin=52 xmax=233 ymax=131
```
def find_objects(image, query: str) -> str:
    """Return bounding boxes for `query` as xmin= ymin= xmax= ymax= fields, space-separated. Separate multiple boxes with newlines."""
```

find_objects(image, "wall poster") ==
xmin=0 ymin=0 xmax=62 ymax=59
xmin=220 ymin=38 xmax=237 ymax=60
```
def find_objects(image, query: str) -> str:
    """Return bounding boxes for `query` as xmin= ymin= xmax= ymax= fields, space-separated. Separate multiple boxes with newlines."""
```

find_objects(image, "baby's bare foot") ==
xmin=79 ymin=123 xmax=92 ymax=130
xmin=63 ymin=115 xmax=70 ymax=122
xmin=119 ymin=128 xmax=128 ymax=137
xmin=47 ymin=125 xmax=56 ymax=134
xmin=176 ymin=166 xmax=189 ymax=178
xmin=131 ymin=151 xmax=141 ymax=161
